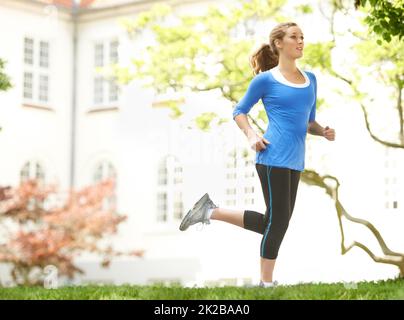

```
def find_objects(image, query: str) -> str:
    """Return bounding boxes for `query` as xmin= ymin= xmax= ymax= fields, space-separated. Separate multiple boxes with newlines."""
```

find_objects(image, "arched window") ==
xmin=20 ymin=161 xmax=45 ymax=183
xmin=93 ymin=161 xmax=117 ymax=210
xmin=20 ymin=160 xmax=46 ymax=210
xmin=156 ymin=155 xmax=184 ymax=222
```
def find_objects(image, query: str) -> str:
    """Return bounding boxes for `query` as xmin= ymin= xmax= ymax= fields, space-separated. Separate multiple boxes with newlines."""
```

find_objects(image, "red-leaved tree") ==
xmin=0 ymin=179 xmax=144 ymax=286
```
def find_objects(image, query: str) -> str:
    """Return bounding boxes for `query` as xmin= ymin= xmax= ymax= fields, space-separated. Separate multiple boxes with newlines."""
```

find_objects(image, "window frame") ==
xmin=22 ymin=36 xmax=51 ymax=108
xmin=92 ymin=38 xmax=120 ymax=109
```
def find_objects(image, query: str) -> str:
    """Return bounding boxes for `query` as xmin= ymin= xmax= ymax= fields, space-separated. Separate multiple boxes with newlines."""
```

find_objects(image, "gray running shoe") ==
xmin=179 ymin=193 xmax=218 ymax=231
xmin=259 ymin=280 xmax=278 ymax=288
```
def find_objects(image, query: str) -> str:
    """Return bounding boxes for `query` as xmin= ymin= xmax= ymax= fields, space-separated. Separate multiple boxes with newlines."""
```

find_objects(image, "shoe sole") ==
xmin=179 ymin=193 xmax=209 ymax=231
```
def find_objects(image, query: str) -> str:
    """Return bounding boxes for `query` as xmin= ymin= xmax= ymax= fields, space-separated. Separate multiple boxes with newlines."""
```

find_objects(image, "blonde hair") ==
xmin=250 ymin=22 xmax=298 ymax=75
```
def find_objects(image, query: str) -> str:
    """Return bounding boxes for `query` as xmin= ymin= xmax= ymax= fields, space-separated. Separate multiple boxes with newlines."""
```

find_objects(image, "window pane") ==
xmin=226 ymin=188 xmax=236 ymax=195
xmin=92 ymin=162 xmax=117 ymax=211
xmin=94 ymin=43 xmax=104 ymax=67
xmin=174 ymin=176 xmax=182 ymax=184
xmin=93 ymin=164 xmax=102 ymax=182
xmin=226 ymin=172 xmax=236 ymax=179
xmin=20 ymin=162 xmax=30 ymax=182
xmin=39 ymin=41 xmax=49 ymax=68
xmin=107 ymin=162 xmax=117 ymax=179
xmin=173 ymin=165 xmax=183 ymax=184
xmin=109 ymin=79 xmax=118 ymax=102
xmin=110 ymin=40 xmax=119 ymax=64
xmin=157 ymin=192 xmax=167 ymax=221
xmin=173 ymin=192 xmax=183 ymax=220
xmin=35 ymin=162 xmax=45 ymax=180
xmin=39 ymin=74 xmax=49 ymax=102
xmin=94 ymin=77 xmax=103 ymax=104
xmin=244 ymin=171 xmax=254 ymax=178
xmin=24 ymin=38 xmax=34 ymax=65
xmin=158 ymin=165 xmax=167 ymax=185
xmin=23 ymin=72 xmax=33 ymax=99
xmin=93 ymin=161 xmax=116 ymax=183
xmin=20 ymin=161 xmax=45 ymax=182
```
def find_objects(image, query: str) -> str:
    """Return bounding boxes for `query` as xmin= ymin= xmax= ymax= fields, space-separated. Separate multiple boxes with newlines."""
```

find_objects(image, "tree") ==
xmin=0 ymin=58 xmax=12 ymax=92
xmin=117 ymin=0 xmax=403 ymax=277
xmin=0 ymin=179 xmax=144 ymax=286
xmin=354 ymin=0 xmax=404 ymax=44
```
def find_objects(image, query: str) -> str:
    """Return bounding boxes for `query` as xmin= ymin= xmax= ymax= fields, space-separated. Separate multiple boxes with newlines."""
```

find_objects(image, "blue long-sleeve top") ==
xmin=232 ymin=65 xmax=317 ymax=172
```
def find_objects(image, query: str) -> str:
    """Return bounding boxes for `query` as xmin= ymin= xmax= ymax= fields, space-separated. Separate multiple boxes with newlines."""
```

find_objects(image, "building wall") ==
xmin=0 ymin=0 xmax=73 ymax=189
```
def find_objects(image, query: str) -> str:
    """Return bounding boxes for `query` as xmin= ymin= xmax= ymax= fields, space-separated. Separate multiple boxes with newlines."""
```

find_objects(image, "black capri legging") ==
xmin=243 ymin=163 xmax=301 ymax=260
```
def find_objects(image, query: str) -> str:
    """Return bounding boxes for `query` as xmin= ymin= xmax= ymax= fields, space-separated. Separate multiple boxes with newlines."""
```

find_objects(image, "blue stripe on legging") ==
xmin=261 ymin=165 xmax=273 ymax=257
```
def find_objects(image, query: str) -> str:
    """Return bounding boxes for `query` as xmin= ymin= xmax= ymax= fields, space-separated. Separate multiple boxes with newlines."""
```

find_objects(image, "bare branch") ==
xmin=359 ymin=102 xmax=404 ymax=148
xmin=301 ymin=169 xmax=404 ymax=277
xmin=344 ymin=241 xmax=403 ymax=265
xmin=395 ymin=75 xmax=404 ymax=141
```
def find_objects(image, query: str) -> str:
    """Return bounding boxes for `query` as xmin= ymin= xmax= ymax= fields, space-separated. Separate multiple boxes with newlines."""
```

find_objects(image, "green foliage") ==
xmin=299 ymin=42 xmax=334 ymax=71
xmin=195 ymin=112 xmax=218 ymax=131
xmin=164 ymin=99 xmax=184 ymax=119
xmin=257 ymin=109 xmax=268 ymax=124
xmin=295 ymin=4 xmax=313 ymax=14
xmin=0 ymin=59 xmax=12 ymax=92
xmin=354 ymin=33 xmax=404 ymax=87
xmin=355 ymin=0 xmax=404 ymax=44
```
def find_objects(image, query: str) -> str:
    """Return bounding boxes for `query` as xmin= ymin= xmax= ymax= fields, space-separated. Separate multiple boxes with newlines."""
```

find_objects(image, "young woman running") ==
xmin=179 ymin=22 xmax=336 ymax=287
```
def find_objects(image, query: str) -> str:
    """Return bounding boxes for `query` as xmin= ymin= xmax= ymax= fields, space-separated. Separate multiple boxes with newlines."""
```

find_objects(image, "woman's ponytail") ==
xmin=250 ymin=43 xmax=278 ymax=75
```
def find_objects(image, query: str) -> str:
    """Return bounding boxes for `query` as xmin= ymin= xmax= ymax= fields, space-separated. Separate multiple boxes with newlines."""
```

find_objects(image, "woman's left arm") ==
xmin=308 ymin=121 xmax=335 ymax=141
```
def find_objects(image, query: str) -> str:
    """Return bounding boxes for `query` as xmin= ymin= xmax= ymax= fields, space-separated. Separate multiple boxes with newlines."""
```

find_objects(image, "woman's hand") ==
xmin=323 ymin=126 xmax=335 ymax=141
xmin=248 ymin=132 xmax=270 ymax=152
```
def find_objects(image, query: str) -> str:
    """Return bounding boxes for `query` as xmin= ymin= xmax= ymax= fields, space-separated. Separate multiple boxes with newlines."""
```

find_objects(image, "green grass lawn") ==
xmin=0 ymin=278 xmax=403 ymax=300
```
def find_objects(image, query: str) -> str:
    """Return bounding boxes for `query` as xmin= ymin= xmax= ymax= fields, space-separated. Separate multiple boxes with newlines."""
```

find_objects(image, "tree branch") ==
xmin=344 ymin=241 xmax=403 ymax=266
xmin=301 ymin=169 xmax=404 ymax=277
xmin=359 ymin=102 xmax=404 ymax=148
xmin=395 ymin=75 xmax=404 ymax=143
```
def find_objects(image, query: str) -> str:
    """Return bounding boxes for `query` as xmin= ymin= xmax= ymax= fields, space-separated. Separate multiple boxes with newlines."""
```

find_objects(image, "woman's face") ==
xmin=275 ymin=26 xmax=304 ymax=59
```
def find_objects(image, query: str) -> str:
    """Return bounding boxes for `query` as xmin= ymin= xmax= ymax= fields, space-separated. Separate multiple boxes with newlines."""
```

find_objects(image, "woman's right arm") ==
xmin=234 ymin=114 xmax=270 ymax=152
xmin=232 ymin=73 xmax=270 ymax=152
